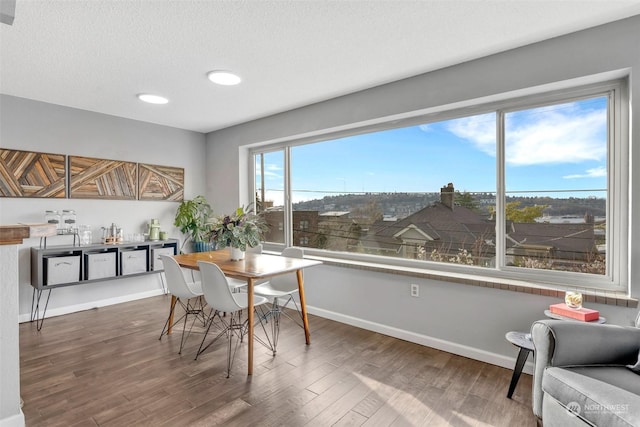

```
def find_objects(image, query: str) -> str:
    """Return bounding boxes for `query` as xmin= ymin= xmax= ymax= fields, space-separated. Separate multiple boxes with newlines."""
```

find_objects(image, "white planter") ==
xmin=230 ymin=246 xmax=245 ymax=261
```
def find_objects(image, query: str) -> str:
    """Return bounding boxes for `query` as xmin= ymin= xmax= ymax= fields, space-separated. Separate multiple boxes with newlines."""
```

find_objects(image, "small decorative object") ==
xmin=149 ymin=218 xmax=160 ymax=241
xmin=79 ymin=225 xmax=92 ymax=245
xmin=61 ymin=209 xmax=77 ymax=233
xmin=174 ymin=195 xmax=214 ymax=253
xmin=565 ymin=291 xmax=583 ymax=309
xmin=208 ymin=204 xmax=268 ymax=260
xmin=229 ymin=246 xmax=245 ymax=261
xmin=550 ymin=302 xmax=599 ymax=322
xmin=45 ymin=210 xmax=61 ymax=230
xmin=102 ymin=223 xmax=123 ymax=244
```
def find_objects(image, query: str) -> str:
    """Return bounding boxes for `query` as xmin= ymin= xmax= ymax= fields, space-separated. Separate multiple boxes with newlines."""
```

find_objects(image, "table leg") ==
xmin=247 ymin=277 xmax=255 ymax=375
xmin=507 ymin=347 xmax=531 ymax=398
xmin=296 ymin=269 xmax=311 ymax=345
xmin=167 ymin=295 xmax=176 ymax=335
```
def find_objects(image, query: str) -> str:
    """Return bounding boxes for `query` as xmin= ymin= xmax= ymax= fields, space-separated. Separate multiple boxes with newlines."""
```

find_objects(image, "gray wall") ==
xmin=0 ymin=95 xmax=207 ymax=320
xmin=205 ymin=16 xmax=640 ymax=369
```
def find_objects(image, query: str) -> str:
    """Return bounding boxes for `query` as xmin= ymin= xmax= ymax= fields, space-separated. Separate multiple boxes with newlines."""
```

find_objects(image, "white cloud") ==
xmin=446 ymin=113 xmax=496 ymax=155
xmin=256 ymin=163 xmax=283 ymax=179
xmin=505 ymin=108 xmax=606 ymax=166
xmin=563 ymin=166 xmax=607 ymax=179
xmin=446 ymin=104 xmax=607 ymax=166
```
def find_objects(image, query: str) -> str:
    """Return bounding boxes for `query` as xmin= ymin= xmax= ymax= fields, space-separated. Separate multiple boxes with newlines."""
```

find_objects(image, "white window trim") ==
xmin=250 ymin=77 xmax=629 ymax=293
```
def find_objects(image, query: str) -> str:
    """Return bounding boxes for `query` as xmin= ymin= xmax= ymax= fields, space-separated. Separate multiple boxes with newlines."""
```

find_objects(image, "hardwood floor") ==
xmin=20 ymin=295 xmax=536 ymax=426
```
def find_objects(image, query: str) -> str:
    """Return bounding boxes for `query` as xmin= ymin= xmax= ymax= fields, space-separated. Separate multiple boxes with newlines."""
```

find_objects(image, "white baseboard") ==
xmin=0 ymin=411 xmax=25 ymax=427
xmin=306 ymin=305 xmax=534 ymax=375
xmin=19 ymin=289 xmax=166 ymax=324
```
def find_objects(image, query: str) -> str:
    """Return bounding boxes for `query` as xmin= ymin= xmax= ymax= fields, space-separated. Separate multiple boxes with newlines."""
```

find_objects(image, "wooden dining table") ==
xmin=171 ymin=249 xmax=322 ymax=375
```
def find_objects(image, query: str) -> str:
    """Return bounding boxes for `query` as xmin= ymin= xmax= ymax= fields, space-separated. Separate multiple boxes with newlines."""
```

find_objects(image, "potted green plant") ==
xmin=208 ymin=204 xmax=268 ymax=260
xmin=173 ymin=195 xmax=214 ymax=253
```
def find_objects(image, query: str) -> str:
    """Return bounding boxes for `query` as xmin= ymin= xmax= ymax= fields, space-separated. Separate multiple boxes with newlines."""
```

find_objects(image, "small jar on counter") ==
xmin=61 ymin=209 xmax=77 ymax=233
xmin=79 ymin=225 xmax=92 ymax=245
xmin=45 ymin=210 xmax=61 ymax=231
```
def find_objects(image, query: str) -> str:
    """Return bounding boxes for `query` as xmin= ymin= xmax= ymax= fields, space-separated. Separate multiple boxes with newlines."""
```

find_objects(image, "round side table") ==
xmin=505 ymin=331 xmax=535 ymax=399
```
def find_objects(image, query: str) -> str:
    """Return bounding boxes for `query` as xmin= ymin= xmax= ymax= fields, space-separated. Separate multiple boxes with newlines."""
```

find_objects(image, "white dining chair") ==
xmin=253 ymin=246 xmax=305 ymax=354
xmin=158 ymin=255 xmax=208 ymax=354
xmin=195 ymin=260 xmax=273 ymax=377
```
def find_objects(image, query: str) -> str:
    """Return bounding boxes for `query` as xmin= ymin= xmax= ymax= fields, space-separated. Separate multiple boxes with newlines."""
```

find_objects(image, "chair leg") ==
xmin=195 ymin=308 xmax=276 ymax=378
xmin=259 ymin=299 xmax=281 ymax=355
xmin=280 ymin=296 xmax=304 ymax=329
xmin=270 ymin=300 xmax=281 ymax=354
xmin=179 ymin=303 xmax=190 ymax=354
xmin=254 ymin=296 xmax=304 ymax=355
xmin=195 ymin=311 xmax=227 ymax=360
xmin=252 ymin=306 xmax=277 ymax=356
xmin=195 ymin=317 xmax=215 ymax=360
xmin=194 ymin=296 xmax=209 ymax=327
xmin=158 ymin=295 xmax=211 ymax=355
xmin=227 ymin=314 xmax=234 ymax=378
xmin=223 ymin=311 xmax=244 ymax=378
xmin=159 ymin=297 xmax=179 ymax=339
xmin=178 ymin=298 xmax=203 ymax=354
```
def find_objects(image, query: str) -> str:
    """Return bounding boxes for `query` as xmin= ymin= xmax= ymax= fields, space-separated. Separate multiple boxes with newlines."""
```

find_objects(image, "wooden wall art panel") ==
xmin=0 ymin=149 xmax=66 ymax=198
xmin=69 ymin=156 xmax=137 ymax=200
xmin=138 ymin=163 xmax=184 ymax=201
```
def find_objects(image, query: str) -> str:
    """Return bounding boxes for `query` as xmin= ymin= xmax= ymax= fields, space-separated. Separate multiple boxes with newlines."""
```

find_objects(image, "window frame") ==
xmin=250 ymin=78 xmax=629 ymax=292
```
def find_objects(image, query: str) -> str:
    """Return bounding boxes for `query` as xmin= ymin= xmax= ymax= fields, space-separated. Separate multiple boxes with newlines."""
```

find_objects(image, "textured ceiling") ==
xmin=1 ymin=0 xmax=640 ymax=133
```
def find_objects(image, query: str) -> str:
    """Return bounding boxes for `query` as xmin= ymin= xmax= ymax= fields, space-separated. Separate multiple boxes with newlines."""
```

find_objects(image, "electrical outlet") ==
xmin=410 ymin=283 xmax=419 ymax=297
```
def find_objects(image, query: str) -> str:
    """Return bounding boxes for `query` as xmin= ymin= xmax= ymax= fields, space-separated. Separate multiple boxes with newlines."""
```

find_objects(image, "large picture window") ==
xmin=253 ymin=79 xmax=627 ymax=290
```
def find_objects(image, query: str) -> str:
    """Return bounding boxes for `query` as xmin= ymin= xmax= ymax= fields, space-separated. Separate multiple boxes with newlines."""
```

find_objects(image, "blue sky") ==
xmin=257 ymin=96 xmax=608 ymax=205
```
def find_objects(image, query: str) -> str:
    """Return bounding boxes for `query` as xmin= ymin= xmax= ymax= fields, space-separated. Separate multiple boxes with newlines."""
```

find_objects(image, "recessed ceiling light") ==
xmin=207 ymin=70 xmax=242 ymax=86
xmin=137 ymin=93 xmax=169 ymax=104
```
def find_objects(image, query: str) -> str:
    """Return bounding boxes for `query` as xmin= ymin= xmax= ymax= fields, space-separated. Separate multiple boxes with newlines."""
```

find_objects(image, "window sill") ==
xmin=305 ymin=254 xmax=638 ymax=309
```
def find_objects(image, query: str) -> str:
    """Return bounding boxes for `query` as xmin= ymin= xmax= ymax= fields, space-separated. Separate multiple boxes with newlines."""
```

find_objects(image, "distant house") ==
xmin=361 ymin=184 xmax=496 ymax=262
xmin=359 ymin=183 xmax=597 ymax=267
xmin=506 ymin=222 xmax=596 ymax=265
xmin=264 ymin=210 xmax=319 ymax=247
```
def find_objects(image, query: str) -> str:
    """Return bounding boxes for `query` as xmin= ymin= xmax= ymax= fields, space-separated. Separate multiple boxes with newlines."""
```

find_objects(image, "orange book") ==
xmin=550 ymin=303 xmax=599 ymax=322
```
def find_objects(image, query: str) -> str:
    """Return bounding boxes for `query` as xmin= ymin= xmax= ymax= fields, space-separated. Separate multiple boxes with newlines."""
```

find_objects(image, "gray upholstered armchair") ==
xmin=531 ymin=319 xmax=640 ymax=426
